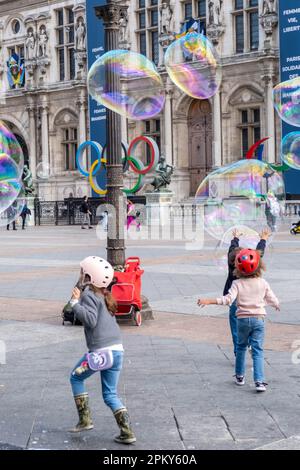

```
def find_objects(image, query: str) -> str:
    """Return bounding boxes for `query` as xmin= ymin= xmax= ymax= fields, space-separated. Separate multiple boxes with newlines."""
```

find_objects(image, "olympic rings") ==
xmin=89 ymin=157 xmax=107 ymax=195
xmin=76 ymin=135 xmax=160 ymax=195
xmin=128 ymin=136 xmax=160 ymax=175
xmin=76 ymin=141 xmax=103 ymax=177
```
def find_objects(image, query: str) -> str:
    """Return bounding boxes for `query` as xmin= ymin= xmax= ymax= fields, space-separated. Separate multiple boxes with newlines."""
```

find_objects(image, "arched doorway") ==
xmin=188 ymin=100 xmax=212 ymax=196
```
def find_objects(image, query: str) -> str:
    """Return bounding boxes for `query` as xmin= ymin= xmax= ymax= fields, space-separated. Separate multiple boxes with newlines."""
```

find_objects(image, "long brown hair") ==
xmin=90 ymin=285 xmax=118 ymax=316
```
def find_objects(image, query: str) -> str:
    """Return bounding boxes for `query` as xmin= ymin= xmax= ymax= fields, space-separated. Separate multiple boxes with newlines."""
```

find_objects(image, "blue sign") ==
xmin=279 ymin=0 xmax=300 ymax=195
xmin=86 ymin=0 xmax=107 ymax=196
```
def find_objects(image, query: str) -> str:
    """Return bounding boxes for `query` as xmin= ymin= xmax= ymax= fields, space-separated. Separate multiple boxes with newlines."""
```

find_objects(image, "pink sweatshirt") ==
xmin=217 ymin=277 xmax=280 ymax=317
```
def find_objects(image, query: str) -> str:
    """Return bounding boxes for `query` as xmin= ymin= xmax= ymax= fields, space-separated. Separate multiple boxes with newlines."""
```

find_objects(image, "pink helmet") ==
xmin=80 ymin=257 xmax=114 ymax=288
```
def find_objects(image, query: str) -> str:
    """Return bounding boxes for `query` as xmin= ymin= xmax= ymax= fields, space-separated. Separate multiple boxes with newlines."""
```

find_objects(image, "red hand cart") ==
xmin=111 ymin=257 xmax=144 ymax=326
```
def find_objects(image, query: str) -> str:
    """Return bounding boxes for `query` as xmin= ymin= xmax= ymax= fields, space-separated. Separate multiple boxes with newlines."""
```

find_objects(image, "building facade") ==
xmin=0 ymin=0 xmax=281 ymax=202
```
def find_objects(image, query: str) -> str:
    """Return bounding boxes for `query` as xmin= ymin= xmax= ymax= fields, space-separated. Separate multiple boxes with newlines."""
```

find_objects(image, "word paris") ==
xmin=102 ymin=454 xmax=197 ymax=467
xmin=76 ymin=136 xmax=160 ymax=195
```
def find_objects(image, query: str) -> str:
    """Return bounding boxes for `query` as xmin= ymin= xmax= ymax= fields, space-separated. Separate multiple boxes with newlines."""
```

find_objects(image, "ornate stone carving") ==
xmin=159 ymin=1 xmax=173 ymax=36
xmin=25 ymin=28 xmax=36 ymax=60
xmin=206 ymin=1 xmax=225 ymax=45
xmin=38 ymin=26 xmax=48 ymax=57
xmin=75 ymin=18 xmax=86 ymax=51
xmin=208 ymin=0 xmax=223 ymax=26
xmin=95 ymin=2 xmax=128 ymax=30
xmin=262 ymin=0 xmax=277 ymax=15
xmin=260 ymin=0 xmax=278 ymax=37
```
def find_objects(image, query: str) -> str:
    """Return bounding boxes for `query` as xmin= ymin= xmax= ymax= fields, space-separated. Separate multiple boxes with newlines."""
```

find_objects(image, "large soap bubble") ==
xmin=0 ymin=120 xmax=24 ymax=171
xmin=0 ymin=188 xmax=25 ymax=227
xmin=195 ymin=159 xmax=285 ymax=241
xmin=0 ymin=153 xmax=23 ymax=214
xmin=281 ymin=131 xmax=300 ymax=170
xmin=273 ymin=77 xmax=300 ymax=127
xmin=88 ymin=50 xmax=165 ymax=120
xmin=164 ymin=32 xmax=221 ymax=99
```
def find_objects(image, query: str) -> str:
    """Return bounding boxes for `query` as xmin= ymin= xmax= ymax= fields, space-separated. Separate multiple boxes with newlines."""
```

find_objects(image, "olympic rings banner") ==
xmin=76 ymin=136 xmax=160 ymax=195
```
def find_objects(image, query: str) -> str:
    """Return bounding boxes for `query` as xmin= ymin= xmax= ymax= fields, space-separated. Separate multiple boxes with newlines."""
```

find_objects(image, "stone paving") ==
xmin=1 ymin=224 xmax=300 ymax=450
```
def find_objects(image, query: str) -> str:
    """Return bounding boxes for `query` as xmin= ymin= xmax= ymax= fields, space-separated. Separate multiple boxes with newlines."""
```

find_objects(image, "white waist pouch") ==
xmin=87 ymin=349 xmax=113 ymax=371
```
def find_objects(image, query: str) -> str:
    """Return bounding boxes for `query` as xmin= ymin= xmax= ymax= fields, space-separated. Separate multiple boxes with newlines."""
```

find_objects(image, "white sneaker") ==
xmin=255 ymin=382 xmax=267 ymax=392
xmin=235 ymin=375 xmax=245 ymax=386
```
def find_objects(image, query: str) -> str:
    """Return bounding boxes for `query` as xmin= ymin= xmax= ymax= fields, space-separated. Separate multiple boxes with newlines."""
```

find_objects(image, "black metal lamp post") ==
xmin=95 ymin=1 xmax=128 ymax=267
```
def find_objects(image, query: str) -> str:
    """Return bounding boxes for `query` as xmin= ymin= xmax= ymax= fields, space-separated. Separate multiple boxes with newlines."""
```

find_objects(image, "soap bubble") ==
xmin=88 ymin=50 xmax=165 ymax=120
xmin=0 ymin=153 xmax=23 ymax=214
xmin=0 ymin=120 xmax=24 ymax=171
xmin=213 ymin=226 xmax=261 ymax=272
xmin=36 ymin=162 xmax=51 ymax=179
xmin=281 ymin=131 xmax=300 ymax=170
xmin=195 ymin=159 xmax=285 ymax=241
xmin=273 ymin=77 xmax=300 ymax=127
xmin=0 ymin=188 xmax=26 ymax=227
xmin=164 ymin=32 xmax=221 ymax=100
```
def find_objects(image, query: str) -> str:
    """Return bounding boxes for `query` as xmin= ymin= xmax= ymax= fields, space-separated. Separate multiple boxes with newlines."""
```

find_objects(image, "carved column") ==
xmin=212 ymin=88 xmax=222 ymax=168
xmin=164 ymin=85 xmax=173 ymax=166
xmin=95 ymin=0 xmax=128 ymax=267
xmin=77 ymin=92 xmax=87 ymax=145
xmin=39 ymin=101 xmax=50 ymax=170
xmin=262 ymin=74 xmax=276 ymax=164
xmin=27 ymin=106 xmax=37 ymax=179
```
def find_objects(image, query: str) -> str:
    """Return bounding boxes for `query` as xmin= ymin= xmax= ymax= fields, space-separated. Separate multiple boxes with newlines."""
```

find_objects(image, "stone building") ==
xmin=0 ymin=0 xmax=89 ymax=201
xmin=0 ymin=0 xmax=281 ymax=201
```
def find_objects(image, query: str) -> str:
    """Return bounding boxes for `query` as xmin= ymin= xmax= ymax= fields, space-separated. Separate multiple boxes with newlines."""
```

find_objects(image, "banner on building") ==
xmin=86 ymin=0 xmax=107 ymax=197
xmin=7 ymin=53 xmax=25 ymax=89
xmin=278 ymin=0 xmax=300 ymax=196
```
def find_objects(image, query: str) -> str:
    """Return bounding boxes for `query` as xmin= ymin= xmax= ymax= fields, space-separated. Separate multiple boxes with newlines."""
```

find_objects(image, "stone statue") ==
xmin=119 ymin=15 xmax=128 ymax=43
xmin=208 ymin=1 xmax=215 ymax=25
xmin=22 ymin=165 xmax=35 ymax=196
xmin=216 ymin=0 xmax=223 ymax=25
xmin=38 ymin=27 xmax=48 ymax=58
xmin=160 ymin=2 xmax=173 ymax=35
xmin=150 ymin=156 xmax=174 ymax=192
xmin=25 ymin=29 xmax=36 ymax=60
xmin=209 ymin=0 xmax=223 ymax=25
xmin=262 ymin=0 xmax=276 ymax=15
xmin=75 ymin=19 xmax=86 ymax=51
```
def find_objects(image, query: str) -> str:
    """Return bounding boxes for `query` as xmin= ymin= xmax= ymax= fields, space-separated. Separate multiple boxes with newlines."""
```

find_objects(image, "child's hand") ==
xmin=275 ymin=305 xmax=280 ymax=312
xmin=197 ymin=298 xmax=209 ymax=307
xmin=260 ymin=227 xmax=271 ymax=240
xmin=72 ymin=287 xmax=81 ymax=300
xmin=232 ymin=229 xmax=243 ymax=238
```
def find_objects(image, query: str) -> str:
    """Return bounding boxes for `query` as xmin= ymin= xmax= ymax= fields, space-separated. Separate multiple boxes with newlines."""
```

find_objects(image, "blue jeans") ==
xmin=70 ymin=351 xmax=125 ymax=413
xmin=235 ymin=317 xmax=265 ymax=383
xmin=229 ymin=301 xmax=238 ymax=355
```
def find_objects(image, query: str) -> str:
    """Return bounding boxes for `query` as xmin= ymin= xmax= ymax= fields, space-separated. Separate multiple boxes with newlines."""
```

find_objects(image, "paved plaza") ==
xmin=1 ymin=223 xmax=300 ymax=450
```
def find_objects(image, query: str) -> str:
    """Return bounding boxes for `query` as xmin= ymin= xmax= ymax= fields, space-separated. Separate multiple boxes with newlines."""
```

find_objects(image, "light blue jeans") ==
xmin=70 ymin=350 xmax=124 ymax=412
xmin=235 ymin=317 xmax=265 ymax=383
xmin=229 ymin=301 xmax=238 ymax=355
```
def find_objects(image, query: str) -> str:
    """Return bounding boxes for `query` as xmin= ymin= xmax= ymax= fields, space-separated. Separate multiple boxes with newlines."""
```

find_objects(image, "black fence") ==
xmin=34 ymin=197 xmax=147 ymax=226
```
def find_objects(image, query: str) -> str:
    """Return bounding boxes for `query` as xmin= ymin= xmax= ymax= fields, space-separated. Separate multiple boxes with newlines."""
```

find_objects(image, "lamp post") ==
xmin=95 ymin=1 xmax=128 ymax=267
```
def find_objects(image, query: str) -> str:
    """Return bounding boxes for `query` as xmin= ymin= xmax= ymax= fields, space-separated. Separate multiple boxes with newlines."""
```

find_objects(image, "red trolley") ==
xmin=111 ymin=257 xmax=144 ymax=327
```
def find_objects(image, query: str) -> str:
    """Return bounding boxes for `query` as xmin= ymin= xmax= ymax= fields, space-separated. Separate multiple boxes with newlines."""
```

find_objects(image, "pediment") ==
xmin=229 ymin=88 xmax=263 ymax=106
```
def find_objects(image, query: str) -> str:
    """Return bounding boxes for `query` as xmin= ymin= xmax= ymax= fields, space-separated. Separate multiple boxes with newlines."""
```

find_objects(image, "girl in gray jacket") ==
xmin=69 ymin=256 xmax=136 ymax=444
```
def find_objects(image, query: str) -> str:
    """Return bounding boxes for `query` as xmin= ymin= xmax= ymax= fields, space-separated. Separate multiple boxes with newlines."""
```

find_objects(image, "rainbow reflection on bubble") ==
xmin=213 ymin=226 xmax=261 ymax=272
xmin=88 ymin=50 xmax=165 ymax=120
xmin=164 ymin=32 xmax=221 ymax=100
xmin=0 ymin=153 xmax=23 ymax=214
xmin=0 ymin=187 xmax=25 ymax=227
xmin=273 ymin=77 xmax=300 ymax=127
xmin=281 ymin=131 xmax=300 ymax=170
xmin=0 ymin=120 xmax=24 ymax=170
xmin=195 ymin=159 xmax=285 ymax=241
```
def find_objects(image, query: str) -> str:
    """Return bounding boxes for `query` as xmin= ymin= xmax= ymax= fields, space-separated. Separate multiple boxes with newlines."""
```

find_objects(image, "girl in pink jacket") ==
xmin=198 ymin=249 xmax=280 ymax=392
